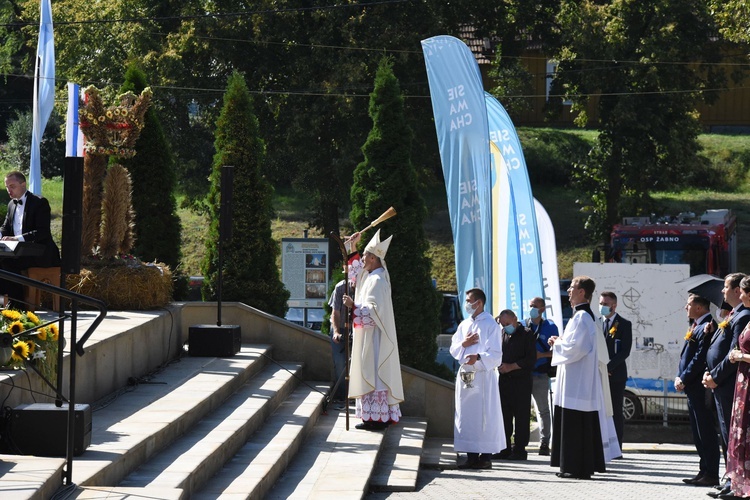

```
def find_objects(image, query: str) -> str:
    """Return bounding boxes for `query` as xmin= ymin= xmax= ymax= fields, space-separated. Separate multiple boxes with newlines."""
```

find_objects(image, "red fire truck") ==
xmin=605 ymin=209 xmax=737 ymax=277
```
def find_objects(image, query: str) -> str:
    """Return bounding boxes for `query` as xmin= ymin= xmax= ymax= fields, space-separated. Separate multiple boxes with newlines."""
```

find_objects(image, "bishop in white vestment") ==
xmin=344 ymin=230 xmax=404 ymax=430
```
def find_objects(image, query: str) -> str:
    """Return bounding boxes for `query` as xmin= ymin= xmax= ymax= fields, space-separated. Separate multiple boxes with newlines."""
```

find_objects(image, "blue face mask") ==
xmin=529 ymin=307 xmax=541 ymax=320
xmin=503 ymin=324 xmax=516 ymax=335
xmin=599 ymin=305 xmax=611 ymax=317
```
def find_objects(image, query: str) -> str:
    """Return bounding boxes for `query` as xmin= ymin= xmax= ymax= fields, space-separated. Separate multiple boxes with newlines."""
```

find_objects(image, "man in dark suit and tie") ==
xmin=0 ymin=170 xmax=61 ymax=307
xmin=704 ymin=272 xmax=750 ymax=497
xmin=599 ymin=291 xmax=632 ymax=452
xmin=675 ymin=294 xmax=720 ymax=487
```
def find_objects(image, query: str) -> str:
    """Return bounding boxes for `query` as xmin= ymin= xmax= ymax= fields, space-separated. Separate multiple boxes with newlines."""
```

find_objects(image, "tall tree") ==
xmin=709 ymin=1 xmax=750 ymax=44
xmin=551 ymin=0 xmax=729 ymax=242
xmin=350 ymin=57 xmax=441 ymax=373
xmin=201 ymin=71 xmax=288 ymax=316
xmin=119 ymin=64 xmax=182 ymax=268
xmin=0 ymin=109 xmax=65 ymax=178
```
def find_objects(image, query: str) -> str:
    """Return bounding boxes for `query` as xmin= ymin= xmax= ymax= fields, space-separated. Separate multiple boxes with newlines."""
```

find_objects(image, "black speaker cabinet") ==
xmin=5 ymin=403 xmax=91 ymax=456
xmin=189 ymin=324 xmax=241 ymax=357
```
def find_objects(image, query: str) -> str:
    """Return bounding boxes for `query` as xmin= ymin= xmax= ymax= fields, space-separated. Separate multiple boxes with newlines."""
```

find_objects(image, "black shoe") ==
xmin=458 ymin=458 xmax=478 ymax=469
xmin=539 ymin=444 xmax=550 ymax=456
xmin=507 ymin=452 xmax=528 ymax=461
xmin=683 ymin=473 xmax=704 ymax=484
xmin=692 ymin=476 xmax=721 ymax=487
xmin=492 ymin=449 xmax=512 ymax=460
xmin=472 ymin=459 xmax=492 ymax=470
xmin=556 ymin=472 xmax=591 ymax=480
xmin=355 ymin=420 xmax=390 ymax=431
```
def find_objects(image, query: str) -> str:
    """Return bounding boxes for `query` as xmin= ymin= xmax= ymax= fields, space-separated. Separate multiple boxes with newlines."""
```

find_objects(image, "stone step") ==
xmin=72 ymin=346 xmax=272 ymax=487
xmin=68 ymin=485 xmax=185 ymax=499
xmin=118 ymin=361 xmax=304 ymax=496
xmin=0 ymin=455 xmax=65 ymax=500
xmin=370 ymin=417 xmax=428 ymax=492
xmin=194 ymin=382 xmax=329 ymax=499
xmin=265 ymin=409 xmax=387 ymax=500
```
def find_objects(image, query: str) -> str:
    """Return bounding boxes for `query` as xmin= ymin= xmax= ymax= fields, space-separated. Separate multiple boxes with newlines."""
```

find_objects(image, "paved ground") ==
xmin=368 ymin=441 xmax=722 ymax=499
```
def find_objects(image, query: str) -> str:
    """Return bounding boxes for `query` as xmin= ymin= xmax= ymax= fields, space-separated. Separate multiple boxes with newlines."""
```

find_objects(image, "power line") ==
xmin=0 ymin=0 xmax=413 ymax=28
xmin=5 ymin=69 xmax=750 ymax=101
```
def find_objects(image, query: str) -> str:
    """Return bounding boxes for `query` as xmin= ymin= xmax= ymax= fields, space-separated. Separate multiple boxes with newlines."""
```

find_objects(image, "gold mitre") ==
xmin=364 ymin=229 xmax=393 ymax=259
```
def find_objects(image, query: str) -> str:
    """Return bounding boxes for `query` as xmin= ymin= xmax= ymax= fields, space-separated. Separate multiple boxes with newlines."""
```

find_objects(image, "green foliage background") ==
xmin=118 ymin=64 xmax=182 ymax=269
xmin=201 ymin=72 xmax=289 ymax=316
xmin=350 ymin=58 xmax=442 ymax=373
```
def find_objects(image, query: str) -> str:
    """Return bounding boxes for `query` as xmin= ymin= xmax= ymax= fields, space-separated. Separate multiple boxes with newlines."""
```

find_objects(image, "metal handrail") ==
xmin=0 ymin=268 xmax=107 ymax=486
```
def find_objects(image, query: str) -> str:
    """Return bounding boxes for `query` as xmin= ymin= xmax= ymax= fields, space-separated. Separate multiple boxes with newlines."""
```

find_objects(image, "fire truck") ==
xmin=605 ymin=209 xmax=737 ymax=276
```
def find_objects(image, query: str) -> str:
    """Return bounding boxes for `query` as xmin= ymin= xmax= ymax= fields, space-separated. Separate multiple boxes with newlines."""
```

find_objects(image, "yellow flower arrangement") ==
xmin=685 ymin=329 xmax=694 ymax=341
xmin=0 ymin=310 xmax=60 ymax=380
xmin=719 ymin=319 xmax=730 ymax=330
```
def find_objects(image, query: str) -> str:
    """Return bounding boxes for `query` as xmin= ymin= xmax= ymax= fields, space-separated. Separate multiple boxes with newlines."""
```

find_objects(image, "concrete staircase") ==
xmin=1 ymin=343 xmax=428 ymax=499
xmin=0 ymin=303 xmax=453 ymax=499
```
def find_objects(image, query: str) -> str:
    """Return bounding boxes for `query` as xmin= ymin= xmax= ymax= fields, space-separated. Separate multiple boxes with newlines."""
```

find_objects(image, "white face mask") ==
xmin=464 ymin=300 xmax=478 ymax=316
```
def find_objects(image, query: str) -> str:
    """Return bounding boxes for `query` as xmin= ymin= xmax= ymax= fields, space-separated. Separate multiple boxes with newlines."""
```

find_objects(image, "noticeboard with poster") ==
xmin=281 ymin=238 xmax=329 ymax=332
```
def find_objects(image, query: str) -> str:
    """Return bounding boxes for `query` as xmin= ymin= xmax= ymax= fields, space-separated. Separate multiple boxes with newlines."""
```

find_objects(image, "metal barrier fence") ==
xmin=624 ymin=393 xmax=691 ymax=425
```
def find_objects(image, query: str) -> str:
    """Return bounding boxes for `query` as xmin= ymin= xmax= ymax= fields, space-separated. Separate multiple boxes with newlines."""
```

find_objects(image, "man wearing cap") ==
xmin=343 ymin=230 xmax=404 ymax=430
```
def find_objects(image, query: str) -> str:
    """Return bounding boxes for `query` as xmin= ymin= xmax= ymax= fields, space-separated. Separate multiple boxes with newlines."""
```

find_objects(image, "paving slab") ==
xmin=368 ymin=438 xmax=721 ymax=499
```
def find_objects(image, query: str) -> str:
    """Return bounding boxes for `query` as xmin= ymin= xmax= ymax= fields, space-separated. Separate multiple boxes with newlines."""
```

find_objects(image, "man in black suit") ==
xmin=675 ymin=294 xmax=720 ymax=487
xmin=599 ymin=291 xmax=632 ymax=452
xmin=495 ymin=309 xmax=537 ymax=461
xmin=704 ymin=272 xmax=750 ymax=497
xmin=0 ymin=170 xmax=61 ymax=306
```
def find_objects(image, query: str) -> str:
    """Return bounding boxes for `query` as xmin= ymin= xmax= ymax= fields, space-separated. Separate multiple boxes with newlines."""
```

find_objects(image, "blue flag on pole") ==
xmin=421 ymin=35 xmax=493 ymax=313
xmin=485 ymin=93 xmax=544 ymax=319
xmin=30 ymin=0 xmax=55 ymax=195
xmin=66 ymin=83 xmax=84 ymax=157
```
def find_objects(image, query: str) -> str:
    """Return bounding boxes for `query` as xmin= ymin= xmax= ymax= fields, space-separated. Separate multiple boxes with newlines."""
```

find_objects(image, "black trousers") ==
xmin=499 ymin=373 xmax=533 ymax=453
xmin=685 ymin=384 xmax=720 ymax=478
xmin=551 ymin=405 xmax=606 ymax=478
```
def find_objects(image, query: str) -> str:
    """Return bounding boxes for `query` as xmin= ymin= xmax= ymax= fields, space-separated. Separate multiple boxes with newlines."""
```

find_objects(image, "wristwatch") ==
xmin=476 ymin=354 xmax=481 ymax=361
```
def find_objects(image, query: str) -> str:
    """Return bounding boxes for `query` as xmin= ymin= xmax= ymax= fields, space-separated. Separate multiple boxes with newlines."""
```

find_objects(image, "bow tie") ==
xmin=12 ymin=199 xmax=22 ymax=206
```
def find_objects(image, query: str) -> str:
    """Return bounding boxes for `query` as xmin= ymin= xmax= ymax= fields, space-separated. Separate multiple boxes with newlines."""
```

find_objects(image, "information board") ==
xmin=281 ymin=238 xmax=329 ymax=331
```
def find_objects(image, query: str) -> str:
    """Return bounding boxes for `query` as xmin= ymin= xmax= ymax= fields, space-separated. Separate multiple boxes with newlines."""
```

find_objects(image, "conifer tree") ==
xmin=350 ymin=57 xmax=441 ymax=373
xmin=119 ymin=64 xmax=182 ymax=268
xmin=201 ymin=72 xmax=289 ymax=316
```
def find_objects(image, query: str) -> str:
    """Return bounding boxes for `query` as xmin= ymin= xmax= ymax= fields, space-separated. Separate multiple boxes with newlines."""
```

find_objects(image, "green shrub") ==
xmin=518 ymin=128 xmax=595 ymax=187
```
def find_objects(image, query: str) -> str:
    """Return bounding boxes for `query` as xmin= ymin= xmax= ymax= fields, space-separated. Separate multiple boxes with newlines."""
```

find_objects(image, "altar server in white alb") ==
xmin=343 ymin=229 xmax=404 ymax=430
xmin=450 ymin=288 xmax=505 ymax=470
xmin=548 ymin=276 xmax=609 ymax=479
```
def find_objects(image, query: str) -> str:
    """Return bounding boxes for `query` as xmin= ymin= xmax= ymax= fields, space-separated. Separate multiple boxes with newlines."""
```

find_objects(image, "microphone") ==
xmin=20 ymin=230 xmax=37 ymax=239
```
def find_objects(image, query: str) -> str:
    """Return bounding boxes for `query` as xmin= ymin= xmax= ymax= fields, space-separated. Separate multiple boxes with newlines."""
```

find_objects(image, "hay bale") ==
xmin=67 ymin=262 xmax=173 ymax=310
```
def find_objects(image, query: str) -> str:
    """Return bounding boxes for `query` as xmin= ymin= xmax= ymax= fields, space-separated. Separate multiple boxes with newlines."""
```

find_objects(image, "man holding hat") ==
xmin=343 ymin=229 xmax=404 ymax=430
